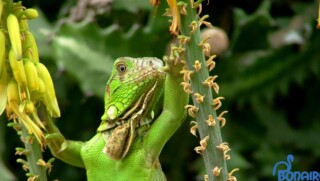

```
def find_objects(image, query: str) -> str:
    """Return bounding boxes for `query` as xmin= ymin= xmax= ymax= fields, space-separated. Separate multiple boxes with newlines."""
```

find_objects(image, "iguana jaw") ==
xmin=103 ymin=80 xmax=159 ymax=160
xmin=100 ymin=94 xmax=148 ymax=130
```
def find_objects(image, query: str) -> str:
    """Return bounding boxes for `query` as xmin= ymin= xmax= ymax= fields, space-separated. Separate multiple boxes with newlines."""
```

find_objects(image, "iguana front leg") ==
xmin=44 ymin=114 xmax=85 ymax=168
xmin=145 ymin=58 xmax=188 ymax=158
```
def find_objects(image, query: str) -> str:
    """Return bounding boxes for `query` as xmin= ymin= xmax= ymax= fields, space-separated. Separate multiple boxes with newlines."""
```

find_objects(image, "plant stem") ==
xmin=179 ymin=1 xmax=228 ymax=180
xmin=21 ymin=125 xmax=47 ymax=181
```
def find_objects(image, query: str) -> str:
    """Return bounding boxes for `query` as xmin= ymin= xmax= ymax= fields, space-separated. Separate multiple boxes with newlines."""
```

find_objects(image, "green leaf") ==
xmin=229 ymin=0 xmax=274 ymax=53
xmin=53 ymin=23 xmax=114 ymax=98
xmin=113 ymin=0 xmax=152 ymax=12
xmin=220 ymin=1 xmax=319 ymax=104
xmin=53 ymin=6 xmax=170 ymax=98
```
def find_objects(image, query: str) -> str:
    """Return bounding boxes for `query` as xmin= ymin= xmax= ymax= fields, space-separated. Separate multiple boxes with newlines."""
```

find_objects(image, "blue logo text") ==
xmin=272 ymin=154 xmax=320 ymax=181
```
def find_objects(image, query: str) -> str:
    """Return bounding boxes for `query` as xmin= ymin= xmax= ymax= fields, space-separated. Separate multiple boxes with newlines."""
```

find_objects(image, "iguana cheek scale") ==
xmin=45 ymin=57 xmax=188 ymax=181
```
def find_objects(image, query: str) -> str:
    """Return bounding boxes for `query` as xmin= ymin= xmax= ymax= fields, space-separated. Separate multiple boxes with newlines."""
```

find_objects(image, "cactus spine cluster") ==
xmin=0 ymin=0 xmax=59 ymax=180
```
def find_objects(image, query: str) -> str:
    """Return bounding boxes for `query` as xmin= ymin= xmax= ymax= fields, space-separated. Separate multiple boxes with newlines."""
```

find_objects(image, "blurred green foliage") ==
xmin=1 ymin=0 xmax=320 ymax=180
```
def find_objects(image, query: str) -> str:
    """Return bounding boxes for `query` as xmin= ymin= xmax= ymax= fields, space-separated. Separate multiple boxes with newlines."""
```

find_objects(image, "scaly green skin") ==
xmin=45 ymin=57 xmax=188 ymax=181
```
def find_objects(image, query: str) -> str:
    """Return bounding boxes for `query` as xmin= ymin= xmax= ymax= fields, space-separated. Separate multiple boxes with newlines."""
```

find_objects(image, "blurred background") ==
xmin=0 ymin=0 xmax=319 ymax=180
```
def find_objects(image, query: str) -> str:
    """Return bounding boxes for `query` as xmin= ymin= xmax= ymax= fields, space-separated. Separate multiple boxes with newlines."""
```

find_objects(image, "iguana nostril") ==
xmin=149 ymin=60 xmax=154 ymax=67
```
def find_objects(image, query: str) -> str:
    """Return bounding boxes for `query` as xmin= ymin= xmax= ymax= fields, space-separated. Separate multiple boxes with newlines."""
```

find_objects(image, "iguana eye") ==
xmin=116 ymin=63 xmax=127 ymax=74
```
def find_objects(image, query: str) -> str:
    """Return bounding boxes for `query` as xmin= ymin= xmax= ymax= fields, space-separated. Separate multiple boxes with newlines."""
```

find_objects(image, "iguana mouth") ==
xmin=102 ymin=80 xmax=159 ymax=160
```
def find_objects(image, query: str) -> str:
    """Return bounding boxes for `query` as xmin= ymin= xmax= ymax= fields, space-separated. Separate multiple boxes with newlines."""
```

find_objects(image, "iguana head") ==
xmin=99 ymin=57 xmax=165 ymax=159
xmin=101 ymin=57 xmax=165 ymax=123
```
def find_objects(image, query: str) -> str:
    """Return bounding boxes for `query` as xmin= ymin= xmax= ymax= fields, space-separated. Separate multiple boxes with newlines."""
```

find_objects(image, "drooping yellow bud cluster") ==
xmin=0 ymin=1 xmax=60 ymax=146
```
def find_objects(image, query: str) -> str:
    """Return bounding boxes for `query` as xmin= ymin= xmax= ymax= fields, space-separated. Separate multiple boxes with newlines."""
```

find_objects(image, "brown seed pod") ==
xmin=200 ymin=27 xmax=229 ymax=56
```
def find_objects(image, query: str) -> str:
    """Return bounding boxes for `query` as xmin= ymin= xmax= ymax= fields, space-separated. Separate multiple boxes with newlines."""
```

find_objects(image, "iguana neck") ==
xmin=98 ymin=83 xmax=160 ymax=160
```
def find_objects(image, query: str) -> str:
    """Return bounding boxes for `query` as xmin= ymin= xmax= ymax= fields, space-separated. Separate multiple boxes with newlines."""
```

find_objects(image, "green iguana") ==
xmin=45 ymin=57 xmax=188 ymax=180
